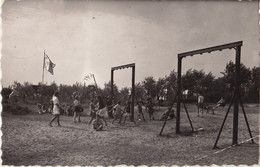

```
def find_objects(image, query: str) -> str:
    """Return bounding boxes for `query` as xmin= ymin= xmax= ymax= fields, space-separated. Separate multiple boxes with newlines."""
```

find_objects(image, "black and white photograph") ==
xmin=1 ymin=0 xmax=259 ymax=166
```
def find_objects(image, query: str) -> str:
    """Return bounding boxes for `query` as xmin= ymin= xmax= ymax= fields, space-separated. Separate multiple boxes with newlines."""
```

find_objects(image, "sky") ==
xmin=1 ymin=0 xmax=259 ymax=89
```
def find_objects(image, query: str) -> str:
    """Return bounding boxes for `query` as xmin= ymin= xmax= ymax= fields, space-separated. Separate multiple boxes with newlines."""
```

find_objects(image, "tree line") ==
xmin=2 ymin=61 xmax=259 ymax=106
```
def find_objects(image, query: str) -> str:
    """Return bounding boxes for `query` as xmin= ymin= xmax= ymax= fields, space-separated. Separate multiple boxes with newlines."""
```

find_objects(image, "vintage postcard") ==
xmin=1 ymin=0 xmax=259 ymax=166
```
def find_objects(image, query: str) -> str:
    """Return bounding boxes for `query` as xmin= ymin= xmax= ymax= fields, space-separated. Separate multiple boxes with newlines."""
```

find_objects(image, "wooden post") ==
xmin=42 ymin=50 xmax=45 ymax=83
xmin=176 ymin=57 xmax=182 ymax=134
xmin=111 ymin=63 xmax=135 ymax=121
xmin=111 ymin=69 xmax=114 ymax=100
xmin=233 ymin=46 xmax=241 ymax=145
xmin=131 ymin=66 xmax=135 ymax=121
xmin=182 ymin=101 xmax=194 ymax=132
xmin=213 ymin=93 xmax=235 ymax=149
xmin=239 ymin=93 xmax=255 ymax=143
xmin=160 ymin=94 xmax=177 ymax=136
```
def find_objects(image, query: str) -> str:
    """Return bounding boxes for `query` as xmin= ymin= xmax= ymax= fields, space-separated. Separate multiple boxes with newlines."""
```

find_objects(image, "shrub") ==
xmin=2 ymin=104 xmax=32 ymax=115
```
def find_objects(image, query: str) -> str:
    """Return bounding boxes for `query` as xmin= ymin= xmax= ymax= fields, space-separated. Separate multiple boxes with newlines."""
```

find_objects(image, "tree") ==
xmin=221 ymin=61 xmax=252 ymax=98
xmin=22 ymin=82 xmax=34 ymax=99
xmin=156 ymin=77 xmax=166 ymax=98
xmin=200 ymin=72 xmax=215 ymax=102
xmin=118 ymin=87 xmax=130 ymax=105
xmin=182 ymin=69 xmax=205 ymax=102
xmin=135 ymin=82 xmax=146 ymax=101
xmin=100 ymin=81 xmax=119 ymax=102
xmin=182 ymin=69 xmax=216 ymax=102
xmin=247 ymin=66 xmax=259 ymax=102
xmin=222 ymin=61 xmax=251 ymax=90
xmin=142 ymin=77 xmax=157 ymax=99
xmin=164 ymin=70 xmax=177 ymax=105
xmin=211 ymin=77 xmax=228 ymax=102
xmin=37 ymin=82 xmax=58 ymax=103
xmin=1 ymin=87 xmax=13 ymax=103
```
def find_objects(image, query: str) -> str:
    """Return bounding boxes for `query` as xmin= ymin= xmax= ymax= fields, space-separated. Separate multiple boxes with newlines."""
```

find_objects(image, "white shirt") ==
xmin=52 ymin=96 xmax=60 ymax=114
xmin=74 ymin=100 xmax=80 ymax=106
xmin=198 ymin=96 xmax=204 ymax=103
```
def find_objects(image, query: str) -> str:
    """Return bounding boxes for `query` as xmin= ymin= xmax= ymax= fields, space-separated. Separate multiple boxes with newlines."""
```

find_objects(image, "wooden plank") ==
xmin=111 ymin=63 xmax=135 ymax=71
xmin=178 ymin=41 xmax=242 ymax=58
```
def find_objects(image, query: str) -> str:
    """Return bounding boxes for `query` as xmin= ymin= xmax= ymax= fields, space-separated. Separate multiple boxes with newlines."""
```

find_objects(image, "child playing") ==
xmin=122 ymin=101 xmax=132 ymax=124
xmin=49 ymin=91 xmax=61 ymax=127
xmin=88 ymin=99 xmax=97 ymax=125
xmin=112 ymin=101 xmax=123 ymax=125
xmin=197 ymin=94 xmax=204 ymax=117
xmin=147 ymin=99 xmax=155 ymax=120
xmin=137 ymin=100 xmax=145 ymax=122
xmin=160 ymin=107 xmax=175 ymax=121
xmin=96 ymin=96 xmax=107 ymax=126
xmin=213 ymin=97 xmax=226 ymax=110
xmin=73 ymin=96 xmax=82 ymax=123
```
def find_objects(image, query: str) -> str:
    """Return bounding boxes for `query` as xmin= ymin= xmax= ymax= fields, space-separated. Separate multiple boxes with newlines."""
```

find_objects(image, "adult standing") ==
xmin=49 ymin=91 xmax=61 ymax=127
xmin=197 ymin=94 xmax=204 ymax=117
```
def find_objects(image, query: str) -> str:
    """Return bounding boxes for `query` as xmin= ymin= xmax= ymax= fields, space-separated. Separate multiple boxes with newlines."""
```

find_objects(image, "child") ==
xmin=106 ymin=96 xmax=114 ymax=118
xmin=122 ymin=101 xmax=131 ymax=124
xmin=147 ymin=99 xmax=155 ymax=120
xmin=73 ymin=96 xmax=82 ymax=123
xmin=96 ymin=96 xmax=107 ymax=126
xmin=160 ymin=107 xmax=175 ymax=121
xmin=65 ymin=104 xmax=73 ymax=116
xmin=213 ymin=97 xmax=226 ymax=110
xmin=49 ymin=91 xmax=61 ymax=127
xmin=197 ymin=94 xmax=204 ymax=117
xmin=112 ymin=101 xmax=123 ymax=124
xmin=37 ymin=103 xmax=42 ymax=114
xmin=137 ymin=100 xmax=145 ymax=122
xmin=88 ymin=99 xmax=97 ymax=125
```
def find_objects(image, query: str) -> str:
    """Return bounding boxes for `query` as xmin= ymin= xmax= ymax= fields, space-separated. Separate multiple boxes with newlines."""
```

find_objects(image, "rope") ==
xmin=195 ymin=135 xmax=260 ymax=161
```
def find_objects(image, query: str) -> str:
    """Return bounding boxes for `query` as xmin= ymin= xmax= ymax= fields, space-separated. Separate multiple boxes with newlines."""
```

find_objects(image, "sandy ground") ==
xmin=1 ymin=104 xmax=259 ymax=166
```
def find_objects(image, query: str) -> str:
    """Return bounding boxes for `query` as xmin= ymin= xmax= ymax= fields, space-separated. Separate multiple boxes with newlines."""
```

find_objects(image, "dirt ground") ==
xmin=1 ymin=104 xmax=259 ymax=166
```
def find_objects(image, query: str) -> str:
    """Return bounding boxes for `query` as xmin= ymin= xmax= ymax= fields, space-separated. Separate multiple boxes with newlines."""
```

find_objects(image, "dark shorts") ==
xmin=74 ymin=106 xmax=81 ymax=113
xmin=90 ymin=111 xmax=96 ymax=117
xmin=198 ymin=103 xmax=204 ymax=108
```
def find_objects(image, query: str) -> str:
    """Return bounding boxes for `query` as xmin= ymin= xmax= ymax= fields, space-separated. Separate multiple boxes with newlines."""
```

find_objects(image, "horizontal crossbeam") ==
xmin=111 ymin=63 xmax=135 ymax=71
xmin=178 ymin=41 xmax=243 ymax=58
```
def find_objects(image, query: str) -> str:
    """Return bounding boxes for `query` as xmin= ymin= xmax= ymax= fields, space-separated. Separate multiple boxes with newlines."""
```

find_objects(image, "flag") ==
xmin=44 ymin=53 xmax=56 ymax=75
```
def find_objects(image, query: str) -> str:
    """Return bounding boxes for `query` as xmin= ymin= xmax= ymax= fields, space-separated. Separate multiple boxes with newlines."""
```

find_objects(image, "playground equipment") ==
xmin=111 ymin=63 xmax=135 ymax=121
xmin=159 ymin=93 xmax=194 ymax=136
xmin=84 ymin=73 xmax=106 ymax=130
xmin=176 ymin=41 xmax=254 ymax=148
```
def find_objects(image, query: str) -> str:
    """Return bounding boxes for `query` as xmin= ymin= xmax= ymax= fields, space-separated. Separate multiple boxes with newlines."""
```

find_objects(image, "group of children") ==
xmin=49 ymin=91 xmax=83 ymax=127
xmin=89 ymin=99 xmax=137 ymax=127
xmin=197 ymin=94 xmax=226 ymax=117
xmin=88 ymin=97 xmax=159 ymax=129
xmin=48 ymin=91 xmax=176 ymax=129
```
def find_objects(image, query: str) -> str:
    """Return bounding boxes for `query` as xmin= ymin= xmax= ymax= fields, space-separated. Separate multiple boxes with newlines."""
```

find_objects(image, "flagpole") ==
xmin=42 ymin=50 xmax=45 ymax=83
xmin=92 ymin=74 xmax=98 ymax=89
